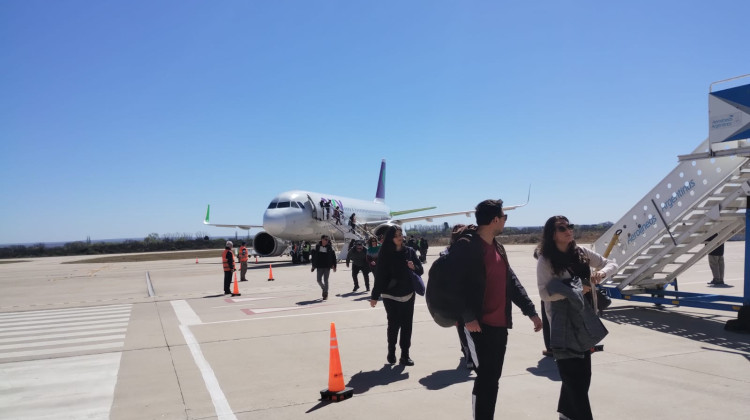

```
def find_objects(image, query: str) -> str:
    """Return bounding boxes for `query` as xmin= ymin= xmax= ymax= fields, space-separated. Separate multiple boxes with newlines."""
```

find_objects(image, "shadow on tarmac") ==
xmin=418 ymin=359 xmax=475 ymax=390
xmin=603 ymin=306 xmax=750 ymax=354
xmin=203 ymin=294 xmax=228 ymax=298
xmin=525 ymin=356 xmax=560 ymax=382
xmin=306 ymin=365 xmax=409 ymax=413
xmin=346 ymin=364 xmax=409 ymax=394
xmin=296 ymin=299 xmax=323 ymax=306
xmin=337 ymin=291 xmax=369 ymax=298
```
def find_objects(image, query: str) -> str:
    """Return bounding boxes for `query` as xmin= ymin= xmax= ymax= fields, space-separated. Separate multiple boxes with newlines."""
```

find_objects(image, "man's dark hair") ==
xmin=475 ymin=199 xmax=504 ymax=226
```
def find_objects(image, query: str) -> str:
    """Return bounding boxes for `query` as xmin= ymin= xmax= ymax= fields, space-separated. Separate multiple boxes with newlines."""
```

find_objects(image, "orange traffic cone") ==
xmin=255 ymin=256 xmax=258 ymax=264
xmin=195 ymin=257 xmax=199 ymax=264
xmin=267 ymin=264 xmax=275 ymax=281
xmin=232 ymin=271 xmax=241 ymax=297
xmin=320 ymin=322 xmax=353 ymax=401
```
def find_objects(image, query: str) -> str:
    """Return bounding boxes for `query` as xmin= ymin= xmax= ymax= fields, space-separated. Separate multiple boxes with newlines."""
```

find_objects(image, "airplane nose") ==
xmin=263 ymin=210 xmax=286 ymax=236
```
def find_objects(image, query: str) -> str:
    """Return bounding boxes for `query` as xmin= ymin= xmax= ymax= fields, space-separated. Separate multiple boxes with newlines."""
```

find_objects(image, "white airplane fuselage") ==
xmin=262 ymin=190 xmax=390 ymax=241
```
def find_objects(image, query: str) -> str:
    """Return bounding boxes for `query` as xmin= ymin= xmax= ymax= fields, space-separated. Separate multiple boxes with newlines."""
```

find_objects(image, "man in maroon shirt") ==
xmin=450 ymin=199 xmax=542 ymax=420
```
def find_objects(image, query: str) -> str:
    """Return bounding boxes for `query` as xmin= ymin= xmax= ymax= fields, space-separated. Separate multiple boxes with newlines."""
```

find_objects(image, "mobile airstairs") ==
xmin=592 ymin=76 xmax=750 ymax=321
xmin=325 ymin=220 xmax=371 ymax=261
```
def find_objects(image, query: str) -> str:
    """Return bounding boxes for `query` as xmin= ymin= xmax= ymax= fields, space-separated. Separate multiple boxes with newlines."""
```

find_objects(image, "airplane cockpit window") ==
xmin=297 ymin=202 xmax=305 ymax=208
xmin=277 ymin=201 xmax=291 ymax=208
xmin=267 ymin=201 xmax=278 ymax=209
xmin=291 ymin=201 xmax=299 ymax=208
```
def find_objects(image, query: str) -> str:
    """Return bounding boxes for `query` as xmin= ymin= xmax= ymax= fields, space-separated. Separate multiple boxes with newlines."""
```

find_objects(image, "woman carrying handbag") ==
xmin=536 ymin=216 xmax=618 ymax=420
xmin=369 ymin=225 xmax=423 ymax=366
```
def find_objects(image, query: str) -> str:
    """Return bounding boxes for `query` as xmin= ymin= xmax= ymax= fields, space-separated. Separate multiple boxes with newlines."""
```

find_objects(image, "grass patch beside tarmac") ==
xmin=0 ymin=260 xmax=29 ymax=264
xmin=64 ymin=249 xmax=224 ymax=264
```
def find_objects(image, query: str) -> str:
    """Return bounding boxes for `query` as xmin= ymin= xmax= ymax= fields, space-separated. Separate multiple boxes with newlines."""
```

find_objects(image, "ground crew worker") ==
xmin=302 ymin=241 xmax=311 ymax=264
xmin=222 ymin=241 xmax=236 ymax=294
xmin=239 ymin=241 xmax=249 ymax=281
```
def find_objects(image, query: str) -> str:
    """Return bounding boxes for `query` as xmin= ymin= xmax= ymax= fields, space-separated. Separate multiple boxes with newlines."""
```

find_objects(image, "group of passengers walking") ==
xmin=222 ymin=197 xmax=617 ymax=420
xmin=365 ymin=199 xmax=617 ymax=420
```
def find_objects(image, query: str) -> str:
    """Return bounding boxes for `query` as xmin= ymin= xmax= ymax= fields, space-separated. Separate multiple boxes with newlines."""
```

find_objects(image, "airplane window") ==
xmin=267 ymin=202 xmax=278 ymax=209
xmin=291 ymin=201 xmax=299 ymax=208
xmin=277 ymin=201 xmax=291 ymax=208
xmin=297 ymin=202 xmax=305 ymax=208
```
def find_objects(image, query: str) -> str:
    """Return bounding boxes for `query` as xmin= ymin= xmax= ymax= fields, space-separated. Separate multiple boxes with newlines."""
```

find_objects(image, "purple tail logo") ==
xmin=375 ymin=159 xmax=386 ymax=202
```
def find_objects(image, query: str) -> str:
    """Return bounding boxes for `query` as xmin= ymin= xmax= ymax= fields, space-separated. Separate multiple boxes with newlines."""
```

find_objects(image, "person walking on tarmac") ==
xmin=238 ymin=241 xmax=249 ymax=281
xmin=346 ymin=240 xmax=370 ymax=292
xmin=312 ymin=235 xmax=337 ymax=300
xmin=450 ymin=199 xmax=542 ymax=420
xmin=222 ymin=241 xmax=236 ymax=294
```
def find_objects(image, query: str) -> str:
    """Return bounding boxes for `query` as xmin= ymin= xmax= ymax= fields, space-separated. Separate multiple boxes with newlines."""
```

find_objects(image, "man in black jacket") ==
xmin=311 ymin=235 xmax=337 ymax=300
xmin=346 ymin=240 xmax=370 ymax=292
xmin=450 ymin=199 xmax=542 ymax=420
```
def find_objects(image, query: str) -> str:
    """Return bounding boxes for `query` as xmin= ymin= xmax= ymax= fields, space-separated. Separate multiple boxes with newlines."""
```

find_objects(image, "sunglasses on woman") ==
xmin=556 ymin=224 xmax=575 ymax=232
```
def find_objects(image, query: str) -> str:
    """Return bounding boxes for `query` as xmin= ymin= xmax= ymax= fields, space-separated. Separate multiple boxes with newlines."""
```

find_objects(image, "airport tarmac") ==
xmin=0 ymin=243 xmax=748 ymax=420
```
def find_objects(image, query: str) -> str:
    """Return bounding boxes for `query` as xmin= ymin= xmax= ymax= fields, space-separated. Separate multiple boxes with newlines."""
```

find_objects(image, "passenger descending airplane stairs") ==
xmin=591 ymin=77 xmax=750 ymax=325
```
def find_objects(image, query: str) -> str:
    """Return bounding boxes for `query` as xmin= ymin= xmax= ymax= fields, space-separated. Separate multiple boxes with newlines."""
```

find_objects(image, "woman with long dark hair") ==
xmin=369 ymin=225 xmax=423 ymax=366
xmin=536 ymin=216 xmax=618 ymax=420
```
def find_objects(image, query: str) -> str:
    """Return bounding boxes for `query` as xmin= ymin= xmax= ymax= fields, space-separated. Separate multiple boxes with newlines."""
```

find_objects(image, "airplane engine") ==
xmin=372 ymin=222 xmax=404 ymax=240
xmin=253 ymin=232 xmax=290 ymax=257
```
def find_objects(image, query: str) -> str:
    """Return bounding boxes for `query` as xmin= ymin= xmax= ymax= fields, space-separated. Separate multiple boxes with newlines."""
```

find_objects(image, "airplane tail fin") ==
xmin=374 ymin=159 xmax=386 ymax=203
xmin=204 ymin=204 xmax=211 ymax=224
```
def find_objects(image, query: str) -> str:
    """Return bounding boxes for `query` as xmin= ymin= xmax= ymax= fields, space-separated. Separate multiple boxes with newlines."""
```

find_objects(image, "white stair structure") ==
xmin=592 ymin=76 xmax=750 ymax=310
xmin=593 ymin=138 xmax=750 ymax=294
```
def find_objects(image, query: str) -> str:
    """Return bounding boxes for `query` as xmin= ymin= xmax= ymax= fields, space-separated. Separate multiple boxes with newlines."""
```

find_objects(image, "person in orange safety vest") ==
xmin=222 ymin=241 xmax=236 ymax=294
xmin=239 ymin=241 xmax=249 ymax=281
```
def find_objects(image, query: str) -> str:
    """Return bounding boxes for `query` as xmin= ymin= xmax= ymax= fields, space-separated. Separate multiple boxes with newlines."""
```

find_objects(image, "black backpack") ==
xmin=425 ymin=249 xmax=464 ymax=327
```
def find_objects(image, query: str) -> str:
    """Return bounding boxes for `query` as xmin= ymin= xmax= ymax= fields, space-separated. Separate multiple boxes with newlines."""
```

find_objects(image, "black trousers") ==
xmin=469 ymin=324 xmax=508 ymax=420
xmin=223 ymin=271 xmax=233 ymax=293
xmin=351 ymin=265 xmax=370 ymax=289
xmin=556 ymin=352 xmax=593 ymax=420
xmin=542 ymin=301 xmax=551 ymax=351
xmin=382 ymin=294 xmax=415 ymax=356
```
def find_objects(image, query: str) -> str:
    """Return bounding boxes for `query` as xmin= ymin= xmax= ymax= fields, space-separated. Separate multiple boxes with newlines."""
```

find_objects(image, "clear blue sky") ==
xmin=1 ymin=1 xmax=748 ymax=244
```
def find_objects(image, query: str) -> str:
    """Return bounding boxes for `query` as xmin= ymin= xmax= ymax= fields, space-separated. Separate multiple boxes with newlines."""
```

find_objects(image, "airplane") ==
xmin=203 ymin=159 xmax=529 ymax=258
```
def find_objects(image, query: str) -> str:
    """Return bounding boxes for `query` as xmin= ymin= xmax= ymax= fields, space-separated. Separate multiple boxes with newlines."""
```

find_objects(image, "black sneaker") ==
xmin=323 ymin=291 xmax=328 ymax=300
xmin=708 ymin=279 xmax=720 ymax=285
xmin=353 ymin=286 xmax=359 ymax=292
xmin=399 ymin=357 xmax=415 ymax=366
xmin=387 ymin=353 xmax=396 ymax=364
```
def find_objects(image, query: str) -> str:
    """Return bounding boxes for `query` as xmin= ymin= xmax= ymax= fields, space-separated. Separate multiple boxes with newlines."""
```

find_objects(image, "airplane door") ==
xmin=306 ymin=195 xmax=318 ymax=220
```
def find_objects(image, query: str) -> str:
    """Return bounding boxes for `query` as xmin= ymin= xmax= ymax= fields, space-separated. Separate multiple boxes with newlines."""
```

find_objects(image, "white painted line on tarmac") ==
xmin=171 ymin=300 xmax=201 ymax=326
xmin=0 ymin=316 xmax=132 ymax=332
xmin=0 ymin=304 xmax=132 ymax=319
xmin=0 ymin=334 xmax=126 ymax=351
xmin=0 ymin=309 xmax=131 ymax=323
xmin=202 ymin=305 xmax=391 ymax=325
xmin=0 ymin=352 xmax=121 ymax=420
xmin=0 ymin=321 xmax=128 ymax=338
xmin=0 ymin=327 xmax=127 ymax=344
xmin=0 ymin=341 xmax=124 ymax=360
xmin=172 ymin=300 xmax=236 ymax=420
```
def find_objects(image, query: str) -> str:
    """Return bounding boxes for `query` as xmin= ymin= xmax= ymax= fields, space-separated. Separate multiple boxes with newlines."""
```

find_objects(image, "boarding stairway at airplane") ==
xmin=324 ymin=219 xmax=372 ymax=260
xmin=592 ymin=77 xmax=750 ymax=314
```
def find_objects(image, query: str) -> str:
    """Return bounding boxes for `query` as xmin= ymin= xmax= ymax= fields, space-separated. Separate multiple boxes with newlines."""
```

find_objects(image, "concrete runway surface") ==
xmin=0 ymin=243 xmax=748 ymax=419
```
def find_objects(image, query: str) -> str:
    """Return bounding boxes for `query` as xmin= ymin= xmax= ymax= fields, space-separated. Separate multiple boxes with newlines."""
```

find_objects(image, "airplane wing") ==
xmin=389 ymin=206 xmax=437 ymax=217
xmin=203 ymin=205 xmax=263 ymax=230
xmin=387 ymin=187 xmax=531 ymax=225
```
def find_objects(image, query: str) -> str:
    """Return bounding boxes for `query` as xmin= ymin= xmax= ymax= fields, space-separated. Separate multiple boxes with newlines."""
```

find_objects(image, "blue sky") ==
xmin=1 ymin=1 xmax=748 ymax=244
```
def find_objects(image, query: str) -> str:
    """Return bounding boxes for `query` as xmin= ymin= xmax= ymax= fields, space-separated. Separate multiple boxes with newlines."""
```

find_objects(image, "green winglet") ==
xmin=390 ymin=206 xmax=437 ymax=217
xmin=205 ymin=204 xmax=211 ymax=224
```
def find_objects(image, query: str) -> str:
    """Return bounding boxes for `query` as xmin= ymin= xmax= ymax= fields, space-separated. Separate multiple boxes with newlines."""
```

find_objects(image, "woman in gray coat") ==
xmin=536 ymin=216 xmax=618 ymax=420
